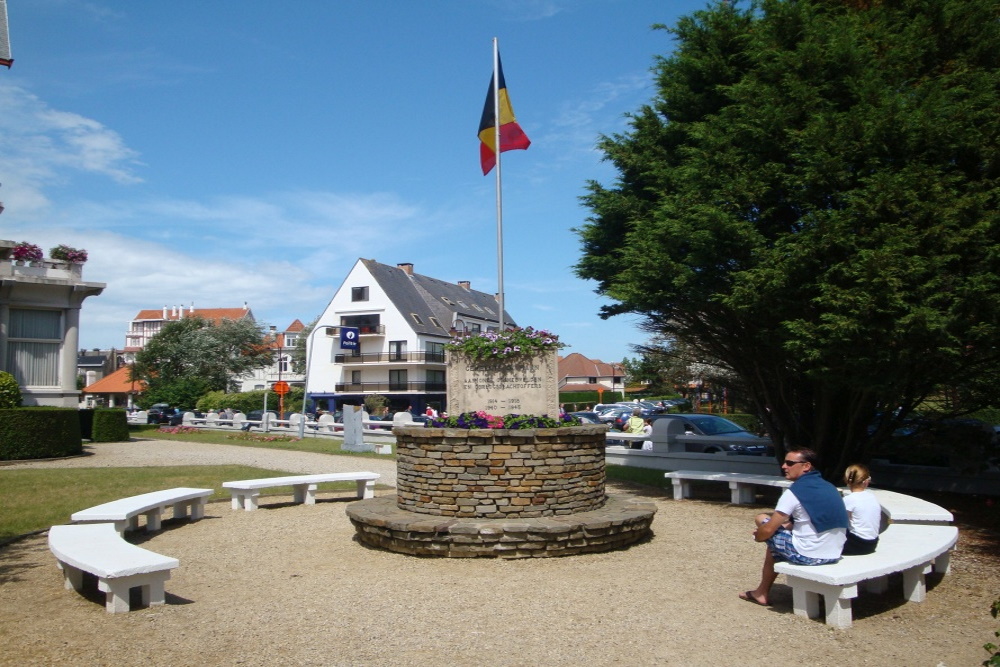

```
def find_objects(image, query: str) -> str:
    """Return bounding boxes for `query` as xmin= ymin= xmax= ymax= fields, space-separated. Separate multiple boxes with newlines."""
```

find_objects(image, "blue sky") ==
xmin=0 ymin=0 xmax=708 ymax=362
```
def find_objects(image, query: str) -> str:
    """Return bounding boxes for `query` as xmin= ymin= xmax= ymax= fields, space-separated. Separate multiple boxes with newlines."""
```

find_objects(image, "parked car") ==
xmin=569 ymin=411 xmax=601 ymax=424
xmin=647 ymin=413 xmax=772 ymax=455
xmin=147 ymin=404 xmax=184 ymax=426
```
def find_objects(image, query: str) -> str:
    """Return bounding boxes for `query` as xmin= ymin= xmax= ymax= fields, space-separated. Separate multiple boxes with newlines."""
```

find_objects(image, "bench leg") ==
xmin=230 ymin=492 xmax=244 ymax=510
xmin=98 ymin=578 xmax=132 ymax=613
xmin=729 ymin=482 xmax=755 ymax=505
xmin=190 ymin=499 xmax=206 ymax=521
xmin=57 ymin=561 xmax=84 ymax=592
xmin=243 ymin=492 xmax=260 ymax=511
xmin=295 ymin=484 xmax=316 ymax=505
xmin=173 ymin=501 xmax=190 ymax=520
xmin=144 ymin=508 xmax=162 ymax=532
xmin=864 ymin=575 xmax=888 ymax=594
xmin=902 ymin=563 xmax=928 ymax=602
xmin=671 ymin=479 xmax=690 ymax=501
xmin=357 ymin=479 xmax=375 ymax=499
xmin=786 ymin=577 xmax=856 ymax=629
xmin=933 ymin=550 xmax=952 ymax=575
xmin=98 ymin=572 xmax=172 ymax=613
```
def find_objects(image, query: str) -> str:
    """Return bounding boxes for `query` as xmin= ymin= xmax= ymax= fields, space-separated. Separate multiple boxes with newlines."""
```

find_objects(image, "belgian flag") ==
xmin=478 ymin=54 xmax=530 ymax=175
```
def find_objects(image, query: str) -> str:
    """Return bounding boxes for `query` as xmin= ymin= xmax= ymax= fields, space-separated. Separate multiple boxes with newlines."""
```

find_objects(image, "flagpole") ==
xmin=492 ymin=37 xmax=505 ymax=332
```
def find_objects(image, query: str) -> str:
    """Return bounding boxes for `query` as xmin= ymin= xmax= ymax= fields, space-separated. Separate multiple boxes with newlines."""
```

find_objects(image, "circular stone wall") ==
xmin=394 ymin=425 xmax=607 ymax=518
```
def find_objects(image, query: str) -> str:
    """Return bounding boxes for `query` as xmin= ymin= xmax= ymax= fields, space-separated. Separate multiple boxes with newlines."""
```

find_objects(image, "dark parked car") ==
xmin=569 ymin=411 xmax=601 ymax=424
xmin=147 ymin=404 xmax=184 ymax=426
xmin=648 ymin=413 xmax=772 ymax=454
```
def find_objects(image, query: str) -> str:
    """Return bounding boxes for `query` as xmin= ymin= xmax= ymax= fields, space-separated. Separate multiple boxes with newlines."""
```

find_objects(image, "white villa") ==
xmin=304 ymin=259 xmax=515 ymax=415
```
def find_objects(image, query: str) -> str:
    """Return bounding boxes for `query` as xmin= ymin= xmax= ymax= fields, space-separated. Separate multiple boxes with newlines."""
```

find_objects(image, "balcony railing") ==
xmin=334 ymin=351 xmax=446 ymax=364
xmin=334 ymin=381 xmax=446 ymax=393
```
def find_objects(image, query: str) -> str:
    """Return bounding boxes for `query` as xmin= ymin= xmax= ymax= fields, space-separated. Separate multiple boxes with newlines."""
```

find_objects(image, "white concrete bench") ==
xmin=664 ymin=470 xmax=791 ymax=504
xmin=222 ymin=472 xmax=380 ymax=511
xmin=71 ymin=487 xmax=213 ymax=534
xmin=774 ymin=523 xmax=958 ymax=628
xmin=868 ymin=488 xmax=953 ymax=525
xmin=663 ymin=470 xmax=955 ymax=525
xmin=48 ymin=523 xmax=179 ymax=613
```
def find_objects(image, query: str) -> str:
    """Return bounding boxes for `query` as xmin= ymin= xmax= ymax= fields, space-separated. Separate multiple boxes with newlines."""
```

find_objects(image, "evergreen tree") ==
xmin=575 ymin=0 xmax=1000 ymax=474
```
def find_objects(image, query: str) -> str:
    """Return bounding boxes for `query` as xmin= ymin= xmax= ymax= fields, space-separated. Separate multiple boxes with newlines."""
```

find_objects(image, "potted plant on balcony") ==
xmin=49 ymin=244 xmax=88 ymax=263
xmin=11 ymin=241 xmax=43 ymax=264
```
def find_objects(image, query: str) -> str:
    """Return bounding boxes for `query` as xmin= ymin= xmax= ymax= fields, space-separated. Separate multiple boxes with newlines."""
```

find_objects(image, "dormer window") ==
xmin=441 ymin=297 xmax=454 ymax=306
xmin=351 ymin=286 xmax=369 ymax=302
xmin=429 ymin=316 xmax=442 ymax=328
xmin=411 ymin=313 xmax=424 ymax=325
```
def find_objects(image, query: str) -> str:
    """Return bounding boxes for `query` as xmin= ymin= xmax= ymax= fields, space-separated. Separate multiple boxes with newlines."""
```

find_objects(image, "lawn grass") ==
xmin=131 ymin=424 xmax=395 ymax=457
xmin=605 ymin=464 xmax=670 ymax=490
xmin=0 ymin=465 xmax=374 ymax=541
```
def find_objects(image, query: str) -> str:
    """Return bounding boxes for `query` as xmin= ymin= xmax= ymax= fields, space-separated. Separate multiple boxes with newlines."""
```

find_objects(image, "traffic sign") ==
xmin=272 ymin=381 xmax=290 ymax=395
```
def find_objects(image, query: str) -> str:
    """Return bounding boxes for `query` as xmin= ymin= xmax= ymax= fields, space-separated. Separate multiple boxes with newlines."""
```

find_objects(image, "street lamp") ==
xmin=297 ymin=322 xmax=325 ymax=439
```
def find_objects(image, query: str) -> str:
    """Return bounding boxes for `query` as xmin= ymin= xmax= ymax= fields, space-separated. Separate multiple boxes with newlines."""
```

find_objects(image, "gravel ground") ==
xmin=1 ymin=440 xmax=998 ymax=666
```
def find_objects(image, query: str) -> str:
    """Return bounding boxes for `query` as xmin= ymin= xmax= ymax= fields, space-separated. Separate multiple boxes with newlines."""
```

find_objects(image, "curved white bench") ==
xmin=71 ymin=487 xmax=213 ymax=534
xmin=222 ymin=472 xmax=379 ymax=511
xmin=48 ymin=523 xmax=179 ymax=613
xmin=663 ymin=471 xmax=955 ymax=525
xmin=773 ymin=523 xmax=958 ymax=628
xmin=664 ymin=470 xmax=791 ymax=504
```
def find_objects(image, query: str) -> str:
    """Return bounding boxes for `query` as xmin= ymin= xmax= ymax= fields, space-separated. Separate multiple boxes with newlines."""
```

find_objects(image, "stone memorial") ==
xmin=446 ymin=349 xmax=559 ymax=417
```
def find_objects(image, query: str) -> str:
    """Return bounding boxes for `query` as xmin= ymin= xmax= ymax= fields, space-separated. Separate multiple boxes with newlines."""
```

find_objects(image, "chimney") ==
xmin=163 ymin=306 xmax=168 ymax=319
xmin=244 ymin=301 xmax=249 ymax=310
xmin=397 ymin=263 xmax=414 ymax=276
xmin=458 ymin=280 xmax=471 ymax=290
xmin=178 ymin=306 xmax=184 ymax=319
xmin=189 ymin=303 xmax=194 ymax=314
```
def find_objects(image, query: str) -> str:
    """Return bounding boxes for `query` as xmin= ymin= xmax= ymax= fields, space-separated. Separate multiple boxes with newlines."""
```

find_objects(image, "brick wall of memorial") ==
xmin=394 ymin=425 xmax=607 ymax=518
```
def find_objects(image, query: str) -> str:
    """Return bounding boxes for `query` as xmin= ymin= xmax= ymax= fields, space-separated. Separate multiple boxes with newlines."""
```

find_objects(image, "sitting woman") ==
xmin=842 ymin=463 xmax=881 ymax=555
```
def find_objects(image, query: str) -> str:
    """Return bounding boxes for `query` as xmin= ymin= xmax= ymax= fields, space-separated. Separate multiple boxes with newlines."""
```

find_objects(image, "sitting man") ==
xmin=739 ymin=447 xmax=847 ymax=606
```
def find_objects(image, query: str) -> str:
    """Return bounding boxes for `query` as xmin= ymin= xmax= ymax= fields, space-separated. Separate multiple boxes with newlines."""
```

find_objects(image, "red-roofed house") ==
xmin=123 ymin=303 xmax=255 ymax=363
xmin=81 ymin=365 xmax=145 ymax=408
xmin=558 ymin=352 xmax=624 ymax=394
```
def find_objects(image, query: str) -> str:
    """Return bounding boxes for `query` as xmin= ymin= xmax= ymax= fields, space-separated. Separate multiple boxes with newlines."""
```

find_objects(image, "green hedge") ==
xmin=92 ymin=408 xmax=130 ymax=442
xmin=558 ymin=391 xmax=624 ymax=409
xmin=0 ymin=408 xmax=82 ymax=461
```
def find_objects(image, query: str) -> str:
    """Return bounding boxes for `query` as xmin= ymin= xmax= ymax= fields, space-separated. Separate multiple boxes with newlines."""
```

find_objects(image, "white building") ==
xmin=123 ymin=304 xmax=255 ymax=364
xmin=237 ymin=319 xmax=306 ymax=393
xmin=0 ymin=240 xmax=105 ymax=407
xmin=304 ymin=259 xmax=515 ymax=415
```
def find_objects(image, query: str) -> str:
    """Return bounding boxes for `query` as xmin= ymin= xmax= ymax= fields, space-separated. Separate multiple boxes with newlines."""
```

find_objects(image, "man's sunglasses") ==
xmin=782 ymin=459 xmax=806 ymax=466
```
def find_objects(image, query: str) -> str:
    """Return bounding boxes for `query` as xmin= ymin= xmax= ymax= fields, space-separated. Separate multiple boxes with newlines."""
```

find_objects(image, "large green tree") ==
xmin=575 ymin=0 xmax=1000 ymax=474
xmin=131 ymin=316 xmax=273 ymax=408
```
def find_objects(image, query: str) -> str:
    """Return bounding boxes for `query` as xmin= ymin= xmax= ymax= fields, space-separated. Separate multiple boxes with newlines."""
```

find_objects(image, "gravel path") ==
xmin=1 ymin=438 xmax=398 ymax=486
xmin=1 ymin=439 xmax=998 ymax=666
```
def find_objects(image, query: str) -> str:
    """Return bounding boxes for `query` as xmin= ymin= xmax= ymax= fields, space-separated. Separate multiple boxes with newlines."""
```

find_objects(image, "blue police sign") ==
xmin=340 ymin=327 xmax=359 ymax=350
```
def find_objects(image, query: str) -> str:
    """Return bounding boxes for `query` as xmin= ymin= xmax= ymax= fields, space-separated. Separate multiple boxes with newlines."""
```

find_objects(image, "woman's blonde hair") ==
xmin=844 ymin=464 xmax=871 ymax=487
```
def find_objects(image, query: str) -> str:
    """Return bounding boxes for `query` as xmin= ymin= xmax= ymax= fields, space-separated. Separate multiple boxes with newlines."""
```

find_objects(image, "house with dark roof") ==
xmin=304 ymin=259 xmax=516 ymax=415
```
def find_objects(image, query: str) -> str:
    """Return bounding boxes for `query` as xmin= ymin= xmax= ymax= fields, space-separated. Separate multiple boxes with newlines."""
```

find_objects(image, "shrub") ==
xmin=48 ymin=244 xmax=88 ymax=263
xmin=425 ymin=411 xmax=581 ymax=429
xmin=91 ymin=408 xmax=130 ymax=442
xmin=0 ymin=408 xmax=82 ymax=460
xmin=0 ymin=371 xmax=22 ymax=409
